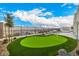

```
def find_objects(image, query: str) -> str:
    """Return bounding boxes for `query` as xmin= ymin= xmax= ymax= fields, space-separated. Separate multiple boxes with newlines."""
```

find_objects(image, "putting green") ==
xmin=7 ymin=35 xmax=77 ymax=56
xmin=20 ymin=35 xmax=67 ymax=48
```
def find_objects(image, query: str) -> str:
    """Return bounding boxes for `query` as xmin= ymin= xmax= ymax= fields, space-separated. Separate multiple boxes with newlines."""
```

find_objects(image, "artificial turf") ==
xmin=20 ymin=35 xmax=67 ymax=48
xmin=7 ymin=34 xmax=77 ymax=56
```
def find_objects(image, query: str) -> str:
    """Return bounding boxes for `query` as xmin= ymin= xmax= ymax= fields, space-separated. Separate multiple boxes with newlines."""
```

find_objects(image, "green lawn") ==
xmin=7 ymin=34 xmax=77 ymax=56
xmin=21 ymin=35 xmax=67 ymax=48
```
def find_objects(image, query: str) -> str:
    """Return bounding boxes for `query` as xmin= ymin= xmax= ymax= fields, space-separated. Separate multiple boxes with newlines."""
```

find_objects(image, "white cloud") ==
xmin=61 ymin=3 xmax=79 ymax=7
xmin=61 ymin=3 xmax=68 ymax=7
xmin=2 ymin=10 xmax=13 ymax=14
xmin=0 ymin=7 xmax=14 ymax=14
xmin=40 ymin=8 xmax=46 ymax=11
xmin=49 ymin=16 xmax=74 ymax=27
xmin=44 ymin=12 xmax=52 ymax=16
xmin=28 ymin=8 xmax=43 ymax=16
xmin=68 ymin=6 xmax=72 ymax=8
xmin=13 ymin=8 xmax=74 ymax=28
xmin=73 ymin=3 xmax=79 ymax=6
xmin=0 ymin=20 xmax=6 ymax=23
xmin=27 ymin=8 xmax=52 ymax=17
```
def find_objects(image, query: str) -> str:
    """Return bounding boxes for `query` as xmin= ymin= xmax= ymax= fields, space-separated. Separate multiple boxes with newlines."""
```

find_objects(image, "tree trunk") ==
xmin=5 ymin=25 xmax=8 ymax=40
xmin=5 ymin=25 xmax=6 ymax=39
xmin=21 ymin=26 xmax=22 ymax=36
xmin=10 ymin=27 xmax=11 ymax=42
xmin=10 ymin=27 xmax=12 ymax=42
xmin=77 ymin=23 xmax=79 ymax=46
xmin=8 ymin=27 xmax=10 ymax=41
xmin=11 ymin=27 xmax=12 ymax=41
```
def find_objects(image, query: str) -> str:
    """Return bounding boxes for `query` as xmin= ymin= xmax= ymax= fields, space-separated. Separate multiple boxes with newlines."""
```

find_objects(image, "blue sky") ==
xmin=0 ymin=3 xmax=78 ymax=27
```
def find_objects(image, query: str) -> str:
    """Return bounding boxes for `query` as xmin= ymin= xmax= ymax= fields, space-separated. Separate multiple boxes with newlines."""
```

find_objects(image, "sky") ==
xmin=0 ymin=3 xmax=78 ymax=27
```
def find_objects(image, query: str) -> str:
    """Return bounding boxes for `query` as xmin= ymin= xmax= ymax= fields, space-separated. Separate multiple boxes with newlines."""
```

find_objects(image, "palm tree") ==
xmin=5 ymin=13 xmax=14 ymax=42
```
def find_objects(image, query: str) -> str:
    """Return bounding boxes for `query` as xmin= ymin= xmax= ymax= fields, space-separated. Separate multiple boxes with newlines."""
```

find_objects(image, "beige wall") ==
xmin=0 ymin=22 xmax=73 ymax=38
xmin=60 ymin=27 xmax=72 ymax=32
xmin=73 ymin=7 xmax=79 ymax=36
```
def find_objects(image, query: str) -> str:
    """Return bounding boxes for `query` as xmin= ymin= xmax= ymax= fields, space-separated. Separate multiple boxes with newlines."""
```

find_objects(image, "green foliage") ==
xmin=5 ymin=13 xmax=14 ymax=27
xmin=5 ymin=13 xmax=14 ymax=40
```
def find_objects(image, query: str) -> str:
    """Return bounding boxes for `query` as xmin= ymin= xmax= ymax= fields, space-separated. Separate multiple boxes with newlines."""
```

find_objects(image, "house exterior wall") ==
xmin=0 ymin=22 xmax=73 ymax=39
xmin=73 ymin=6 xmax=79 ymax=38
xmin=73 ymin=13 xmax=77 ymax=36
xmin=0 ymin=22 xmax=61 ymax=38
xmin=60 ymin=27 xmax=72 ymax=32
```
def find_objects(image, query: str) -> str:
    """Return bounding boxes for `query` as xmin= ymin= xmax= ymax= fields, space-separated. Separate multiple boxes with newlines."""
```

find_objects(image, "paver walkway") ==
xmin=0 ymin=35 xmax=27 ymax=56
xmin=0 ymin=34 xmax=37 ymax=56
xmin=0 ymin=42 xmax=9 ymax=56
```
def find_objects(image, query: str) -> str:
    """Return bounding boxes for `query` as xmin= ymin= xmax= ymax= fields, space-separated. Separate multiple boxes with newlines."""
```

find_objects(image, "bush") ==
xmin=2 ymin=39 xmax=8 ymax=44
xmin=13 ymin=37 xmax=16 ymax=40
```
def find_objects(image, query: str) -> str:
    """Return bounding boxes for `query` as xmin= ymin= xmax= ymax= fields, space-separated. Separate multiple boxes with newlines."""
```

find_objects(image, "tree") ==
xmin=5 ymin=13 xmax=14 ymax=42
